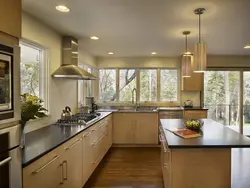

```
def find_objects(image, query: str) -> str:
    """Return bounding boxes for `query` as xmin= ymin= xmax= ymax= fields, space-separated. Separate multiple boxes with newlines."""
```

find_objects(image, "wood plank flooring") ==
xmin=83 ymin=147 xmax=163 ymax=188
xmin=84 ymin=147 xmax=250 ymax=188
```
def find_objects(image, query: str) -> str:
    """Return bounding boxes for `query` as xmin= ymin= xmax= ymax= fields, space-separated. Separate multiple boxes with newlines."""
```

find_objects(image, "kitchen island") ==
xmin=160 ymin=119 xmax=250 ymax=188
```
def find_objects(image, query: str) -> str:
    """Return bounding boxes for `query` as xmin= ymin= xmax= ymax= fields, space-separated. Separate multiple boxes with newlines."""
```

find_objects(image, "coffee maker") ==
xmin=85 ymin=97 xmax=98 ymax=113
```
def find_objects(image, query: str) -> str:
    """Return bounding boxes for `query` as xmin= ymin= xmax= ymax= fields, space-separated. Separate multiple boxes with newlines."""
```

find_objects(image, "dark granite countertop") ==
xmin=22 ymin=112 xmax=112 ymax=168
xmin=160 ymin=119 xmax=250 ymax=148
xmin=183 ymin=106 xmax=208 ymax=110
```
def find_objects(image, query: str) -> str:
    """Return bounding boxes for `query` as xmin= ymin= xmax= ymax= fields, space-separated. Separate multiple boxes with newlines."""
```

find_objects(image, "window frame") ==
xmin=20 ymin=39 xmax=49 ymax=112
xmin=97 ymin=67 xmax=180 ymax=106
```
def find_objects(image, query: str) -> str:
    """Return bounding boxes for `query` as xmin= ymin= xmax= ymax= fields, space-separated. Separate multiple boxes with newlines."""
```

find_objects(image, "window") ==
xmin=204 ymin=71 xmax=240 ymax=126
xmin=119 ymin=69 xmax=136 ymax=102
xmin=160 ymin=69 xmax=178 ymax=101
xmin=99 ymin=69 xmax=116 ymax=102
xmin=78 ymin=64 xmax=95 ymax=105
xmin=140 ymin=69 xmax=157 ymax=102
xmin=20 ymin=41 xmax=48 ymax=108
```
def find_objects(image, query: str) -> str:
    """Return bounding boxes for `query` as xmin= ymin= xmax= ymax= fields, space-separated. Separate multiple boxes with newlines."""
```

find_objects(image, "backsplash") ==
xmin=181 ymin=91 xmax=201 ymax=107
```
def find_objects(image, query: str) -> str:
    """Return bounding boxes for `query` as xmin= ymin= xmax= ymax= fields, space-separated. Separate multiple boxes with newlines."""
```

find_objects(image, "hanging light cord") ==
xmin=199 ymin=13 xmax=201 ymax=42
xmin=185 ymin=34 xmax=188 ymax=53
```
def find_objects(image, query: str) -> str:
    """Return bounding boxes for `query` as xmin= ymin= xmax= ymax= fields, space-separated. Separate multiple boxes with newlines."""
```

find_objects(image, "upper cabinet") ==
xmin=182 ymin=72 xmax=204 ymax=91
xmin=0 ymin=0 xmax=21 ymax=38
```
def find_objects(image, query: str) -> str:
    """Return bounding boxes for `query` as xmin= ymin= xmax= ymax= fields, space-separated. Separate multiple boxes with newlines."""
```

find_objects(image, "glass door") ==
xmin=204 ymin=71 xmax=240 ymax=129
xmin=243 ymin=72 xmax=250 ymax=135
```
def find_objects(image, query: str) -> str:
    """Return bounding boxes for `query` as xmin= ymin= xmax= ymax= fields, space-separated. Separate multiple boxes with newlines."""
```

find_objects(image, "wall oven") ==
xmin=0 ymin=125 xmax=21 ymax=188
xmin=0 ymin=43 xmax=14 ymax=120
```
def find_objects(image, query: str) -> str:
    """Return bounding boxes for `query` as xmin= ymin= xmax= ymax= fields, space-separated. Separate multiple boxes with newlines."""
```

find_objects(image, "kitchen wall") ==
xmin=181 ymin=91 xmax=201 ymax=107
xmin=22 ymin=12 xmax=96 ymax=132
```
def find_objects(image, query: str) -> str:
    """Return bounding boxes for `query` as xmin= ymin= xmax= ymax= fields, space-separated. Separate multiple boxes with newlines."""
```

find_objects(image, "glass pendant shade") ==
xmin=194 ymin=41 xmax=207 ymax=72
xmin=182 ymin=55 xmax=191 ymax=77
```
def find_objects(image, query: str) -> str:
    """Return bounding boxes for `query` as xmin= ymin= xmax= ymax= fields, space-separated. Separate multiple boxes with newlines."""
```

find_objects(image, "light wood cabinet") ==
xmin=183 ymin=110 xmax=207 ymax=119
xmin=0 ymin=0 xmax=21 ymax=38
xmin=182 ymin=72 xmax=203 ymax=91
xmin=23 ymin=147 xmax=63 ymax=188
xmin=61 ymin=136 xmax=83 ymax=188
xmin=113 ymin=113 xmax=158 ymax=144
xmin=24 ymin=114 xmax=113 ymax=188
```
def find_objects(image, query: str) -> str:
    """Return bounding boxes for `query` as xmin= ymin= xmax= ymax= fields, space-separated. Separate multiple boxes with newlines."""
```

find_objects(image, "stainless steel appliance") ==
xmin=85 ymin=97 xmax=98 ymax=113
xmin=56 ymin=112 xmax=101 ymax=127
xmin=0 ymin=125 xmax=21 ymax=188
xmin=0 ymin=43 xmax=14 ymax=120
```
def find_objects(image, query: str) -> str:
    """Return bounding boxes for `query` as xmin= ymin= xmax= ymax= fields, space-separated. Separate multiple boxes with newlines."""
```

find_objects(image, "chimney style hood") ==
xmin=52 ymin=36 xmax=96 ymax=80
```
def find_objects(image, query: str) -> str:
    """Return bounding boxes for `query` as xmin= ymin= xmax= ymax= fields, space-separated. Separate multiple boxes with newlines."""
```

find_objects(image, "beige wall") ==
xmin=96 ymin=57 xmax=181 ymax=68
xmin=207 ymin=55 xmax=250 ymax=68
xmin=22 ymin=12 xmax=95 ymax=132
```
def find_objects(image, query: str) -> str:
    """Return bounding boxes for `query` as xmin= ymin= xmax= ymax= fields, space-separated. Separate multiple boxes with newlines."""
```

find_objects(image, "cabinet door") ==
xmin=82 ymin=130 xmax=93 ymax=185
xmin=62 ymin=137 xmax=83 ymax=188
xmin=135 ymin=113 xmax=159 ymax=144
xmin=184 ymin=110 xmax=207 ymax=119
xmin=0 ymin=0 xmax=21 ymax=38
xmin=113 ymin=113 xmax=136 ymax=144
xmin=107 ymin=115 xmax=113 ymax=148
xmin=182 ymin=72 xmax=203 ymax=91
xmin=23 ymin=149 xmax=63 ymax=188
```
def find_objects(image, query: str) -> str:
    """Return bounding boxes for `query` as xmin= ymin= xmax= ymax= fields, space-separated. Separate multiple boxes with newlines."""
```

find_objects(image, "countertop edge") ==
xmin=22 ymin=112 xmax=112 ymax=168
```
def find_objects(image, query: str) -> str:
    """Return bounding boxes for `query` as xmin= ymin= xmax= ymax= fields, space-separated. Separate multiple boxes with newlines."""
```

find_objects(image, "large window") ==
xmin=119 ymin=69 xmax=136 ymax=102
xmin=20 ymin=41 xmax=48 ymax=108
xmin=99 ymin=69 xmax=116 ymax=102
xmin=160 ymin=69 xmax=178 ymax=101
xmin=140 ymin=69 xmax=157 ymax=102
xmin=98 ymin=68 xmax=179 ymax=103
xmin=204 ymin=71 xmax=240 ymax=126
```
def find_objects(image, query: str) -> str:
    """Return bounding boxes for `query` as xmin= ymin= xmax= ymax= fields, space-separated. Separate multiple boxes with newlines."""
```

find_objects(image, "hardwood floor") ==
xmin=83 ymin=147 xmax=163 ymax=188
xmin=84 ymin=147 xmax=250 ymax=188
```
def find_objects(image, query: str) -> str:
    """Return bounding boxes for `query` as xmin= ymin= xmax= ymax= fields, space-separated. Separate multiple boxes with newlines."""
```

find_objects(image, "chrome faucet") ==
xmin=132 ymin=88 xmax=137 ymax=107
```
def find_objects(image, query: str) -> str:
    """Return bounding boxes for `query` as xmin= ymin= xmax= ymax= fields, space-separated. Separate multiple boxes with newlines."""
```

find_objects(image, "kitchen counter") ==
xmin=160 ymin=119 xmax=250 ymax=148
xmin=22 ymin=112 xmax=112 ymax=168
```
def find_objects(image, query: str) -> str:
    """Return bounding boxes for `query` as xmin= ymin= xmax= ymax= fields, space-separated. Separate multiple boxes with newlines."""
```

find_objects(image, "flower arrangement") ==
xmin=20 ymin=93 xmax=47 ymax=129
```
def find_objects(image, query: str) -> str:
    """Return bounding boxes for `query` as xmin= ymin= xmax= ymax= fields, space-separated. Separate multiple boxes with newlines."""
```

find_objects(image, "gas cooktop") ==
xmin=56 ymin=112 xmax=101 ymax=126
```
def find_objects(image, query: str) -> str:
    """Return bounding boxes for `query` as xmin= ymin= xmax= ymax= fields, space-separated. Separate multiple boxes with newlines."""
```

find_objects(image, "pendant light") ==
xmin=182 ymin=31 xmax=192 ymax=77
xmin=194 ymin=8 xmax=207 ymax=73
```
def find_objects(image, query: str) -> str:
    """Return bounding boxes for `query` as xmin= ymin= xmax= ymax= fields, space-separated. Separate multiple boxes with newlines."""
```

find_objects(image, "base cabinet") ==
xmin=113 ymin=113 xmax=158 ymax=144
xmin=183 ymin=110 xmax=207 ymax=119
xmin=23 ymin=114 xmax=112 ymax=188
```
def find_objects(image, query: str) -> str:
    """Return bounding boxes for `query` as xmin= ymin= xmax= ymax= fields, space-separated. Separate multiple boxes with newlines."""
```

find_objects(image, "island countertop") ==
xmin=160 ymin=119 xmax=250 ymax=148
xmin=22 ymin=112 xmax=112 ymax=168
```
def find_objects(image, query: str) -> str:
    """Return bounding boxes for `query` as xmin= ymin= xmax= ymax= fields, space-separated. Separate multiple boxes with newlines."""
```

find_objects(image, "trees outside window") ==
xmin=20 ymin=41 xmax=48 ymax=109
xmin=99 ymin=69 xmax=116 ymax=102
xmin=119 ymin=69 xmax=136 ymax=102
xmin=204 ymin=71 xmax=240 ymax=125
xmin=140 ymin=69 xmax=157 ymax=102
xmin=160 ymin=69 xmax=178 ymax=101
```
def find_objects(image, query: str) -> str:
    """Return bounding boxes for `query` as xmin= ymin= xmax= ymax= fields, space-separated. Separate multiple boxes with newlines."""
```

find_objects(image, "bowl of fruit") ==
xmin=184 ymin=119 xmax=204 ymax=131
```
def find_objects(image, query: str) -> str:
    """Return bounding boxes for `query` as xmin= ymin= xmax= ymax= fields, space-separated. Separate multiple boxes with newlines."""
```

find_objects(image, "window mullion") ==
xmin=157 ymin=68 xmax=161 ymax=102
xmin=116 ymin=68 xmax=119 ymax=102
xmin=136 ymin=69 xmax=140 ymax=103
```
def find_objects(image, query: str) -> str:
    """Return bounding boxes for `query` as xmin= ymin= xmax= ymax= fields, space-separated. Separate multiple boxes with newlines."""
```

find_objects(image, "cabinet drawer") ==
xmin=159 ymin=111 xmax=183 ymax=119
xmin=184 ymin=110 xmax=207 ymax=119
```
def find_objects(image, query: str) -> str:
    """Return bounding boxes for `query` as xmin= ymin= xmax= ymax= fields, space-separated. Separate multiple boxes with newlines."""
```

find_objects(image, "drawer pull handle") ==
xmin=63 ymin=160 xmax=68 ymax=180
xmin=83 ymin=132 xmax=91 ymax=138
xmin=92 ymin=133 xmax=106 ymax=146
xmin=0 ymin=157 xmax=11 ymax=166
xmin=60 ymin=163 xmax=64 ymax=184
xmin=65 ymin=139 xmax=82 ymax=151
xmin=32 ymin=155 xmax=60 ymax=174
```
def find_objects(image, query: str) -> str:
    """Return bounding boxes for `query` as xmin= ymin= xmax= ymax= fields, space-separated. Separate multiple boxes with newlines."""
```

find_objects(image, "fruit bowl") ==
xmin=184 ymin=119 xmax=204 ymax=131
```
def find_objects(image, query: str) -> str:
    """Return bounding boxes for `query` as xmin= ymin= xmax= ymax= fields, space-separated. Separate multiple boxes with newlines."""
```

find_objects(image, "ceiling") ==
xmin=22 ymin=0 xmax=250 ymax=57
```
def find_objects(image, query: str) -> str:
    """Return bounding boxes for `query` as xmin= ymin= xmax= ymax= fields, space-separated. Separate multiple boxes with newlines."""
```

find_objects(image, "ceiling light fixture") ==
xmin=56 ymin=5 xmax=70 ymax=12
xmin=244 ymin=45 xmax=250 ymax=49
xmin=151 ymin=52 xmax=157 ymax=55
xmin=193 ymin=8 xmax=207 ymax=73
xmin=108 ymin=52 xmax=114 ymax=55
xmin=90 ymin=36 xmax=99 ymax=40
xmin=182 ymin=31 xmax=192 ymax=78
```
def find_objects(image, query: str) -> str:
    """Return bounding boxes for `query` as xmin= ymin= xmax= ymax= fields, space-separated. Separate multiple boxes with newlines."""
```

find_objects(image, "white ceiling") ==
xmin=22 ymin=0 xmax=250 ymax=57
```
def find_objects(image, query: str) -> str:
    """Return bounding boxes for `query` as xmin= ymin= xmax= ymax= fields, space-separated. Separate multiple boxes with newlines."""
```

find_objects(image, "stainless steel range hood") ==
xmin=52 ymin=36 xmax=96 ymax=80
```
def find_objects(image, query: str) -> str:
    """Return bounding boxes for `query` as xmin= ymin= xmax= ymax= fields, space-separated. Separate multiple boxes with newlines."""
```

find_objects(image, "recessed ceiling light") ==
xmin=244 ymin=45 xmax=250 ymax=49
xmin=56 ymin=5 xmax=70 ymax=13
xmin=90 ymin=36 xmax=99 ymax=40
xmin=151 ymin=52 xmax=157 ymax=55
xmin=108 ymin=52 xmax=114 ymax=55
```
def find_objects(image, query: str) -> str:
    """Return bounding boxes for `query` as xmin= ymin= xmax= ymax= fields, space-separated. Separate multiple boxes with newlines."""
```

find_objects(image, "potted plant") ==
xmin=20 ymin=93 xmax=47 ymax=148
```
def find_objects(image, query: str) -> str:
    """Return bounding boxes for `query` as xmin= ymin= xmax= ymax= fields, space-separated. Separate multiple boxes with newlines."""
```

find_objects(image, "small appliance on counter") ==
xmin=61 ymin=106 xmax=72 ymax=120
xmin=184 ymin=100 xmax=193 ymax=108
xmin=85 ymin=97 xmax=98 ymax=113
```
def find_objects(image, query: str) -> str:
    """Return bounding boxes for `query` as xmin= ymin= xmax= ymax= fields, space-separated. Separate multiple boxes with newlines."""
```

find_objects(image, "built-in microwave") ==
xmin=0 ymin=43 xmax=14 ymax=120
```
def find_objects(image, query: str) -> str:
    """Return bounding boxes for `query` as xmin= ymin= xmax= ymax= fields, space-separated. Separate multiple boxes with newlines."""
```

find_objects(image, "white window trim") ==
xmin=97 ymin=67 xmax=180 ymax=106
xmin=20 ymin=39 xmax=50 ymax=114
